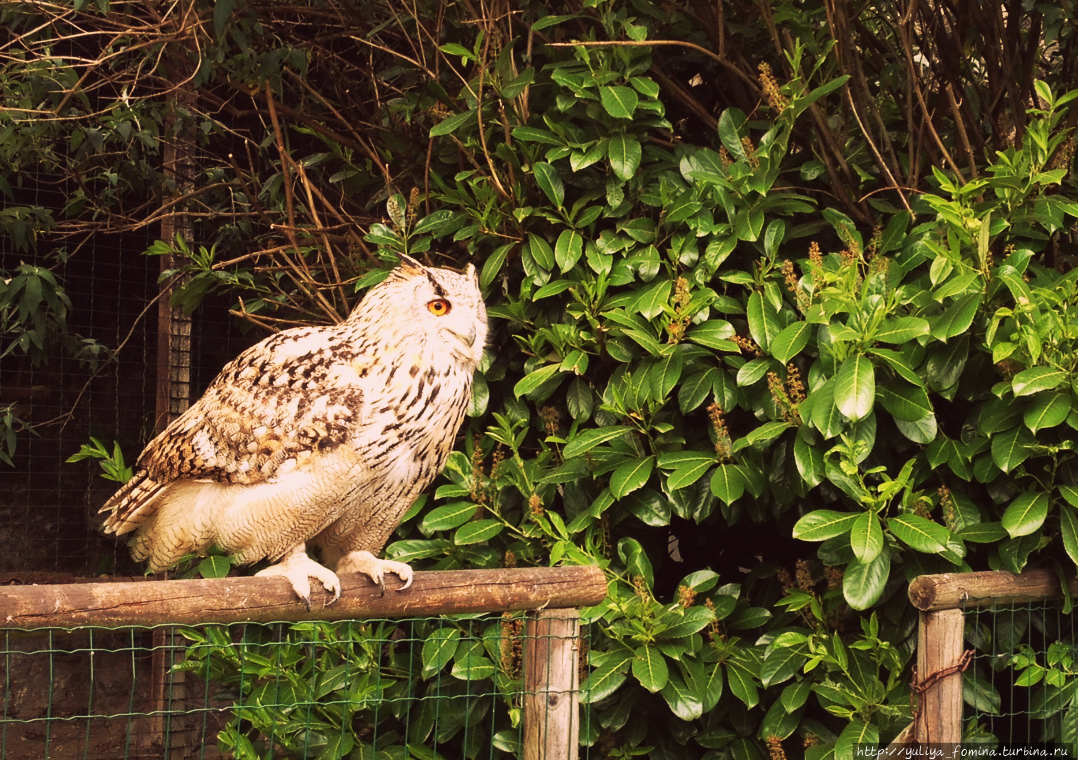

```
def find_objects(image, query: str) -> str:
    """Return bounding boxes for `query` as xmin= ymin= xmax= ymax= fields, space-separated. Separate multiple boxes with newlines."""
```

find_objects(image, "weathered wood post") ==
xmin=524 ymin=608 xmax=581 ymax=760
xmin=914 ymin=608 xmax=964 ymax=745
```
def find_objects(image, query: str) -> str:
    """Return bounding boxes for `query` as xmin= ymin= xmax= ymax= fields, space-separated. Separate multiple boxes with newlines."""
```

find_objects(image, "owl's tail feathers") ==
xmin=102 ymin=477 xmax=220 ymax=573
xmin=99 ymin=472 xmax=169 ymax=536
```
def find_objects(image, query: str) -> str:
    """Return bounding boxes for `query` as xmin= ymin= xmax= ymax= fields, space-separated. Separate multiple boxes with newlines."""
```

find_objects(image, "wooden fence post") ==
xmin=524 ymin=608 xmax=581 ymax=760
xmin=914 ymin=608 xmax=964 ymax=745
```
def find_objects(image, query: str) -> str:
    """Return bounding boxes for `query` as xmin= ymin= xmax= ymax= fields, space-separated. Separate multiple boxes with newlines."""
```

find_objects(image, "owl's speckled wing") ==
xmin=102 ymin=326 xmax=366 ymax=534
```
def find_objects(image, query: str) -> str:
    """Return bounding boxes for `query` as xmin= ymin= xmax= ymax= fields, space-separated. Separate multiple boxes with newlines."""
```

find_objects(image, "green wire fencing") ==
xmin=0 ymin=566 xmax=605 ymax=760
xmin=899 ymin=569 xmax=1078 ymax=753
xmin=963 ymin=600 xmax=1078 ymax=748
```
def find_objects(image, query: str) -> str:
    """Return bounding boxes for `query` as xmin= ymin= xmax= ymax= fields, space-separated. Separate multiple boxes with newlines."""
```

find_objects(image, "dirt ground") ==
xmin=0 ymin=628 xmax=230 ymax=760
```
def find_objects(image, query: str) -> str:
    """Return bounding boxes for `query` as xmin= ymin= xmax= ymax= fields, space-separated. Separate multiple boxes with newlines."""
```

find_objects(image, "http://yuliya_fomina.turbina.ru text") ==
xmin=100 ymin=255 xmax=488 ymax=608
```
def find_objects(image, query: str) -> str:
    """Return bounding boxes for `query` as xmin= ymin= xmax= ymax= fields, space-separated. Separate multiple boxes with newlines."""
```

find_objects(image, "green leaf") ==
xmin=771 ymin=321 xmax=811 ymax=363
xmin=877 ymin=381 xmax=933 ymax=422
xmin=581 ymin=654 xmax=630 ymax=703
xmin=843 ymin=551 xmax=890 ymax=610
xmin=808 ymin=380 xmax=843 ymax=438
xmin=1024 ymin=392 xmax=1071 ymax=433
xmin=957 ymin=522 xmax=1008 ymax=543
xmin=991 ymin=425 xmax=1034 ymax=473
xmin=198 ymin=555 xmax=231 ymax=579
xmin=746 ymin=291 xmax=780 ymax=351
xmin=792 ymin=510 xmax=858 ymax=541
xmin=964 ymin=672 xmax=1003 ymax=715
xmin=734 ymin=206 xmax=764 ymax=241
xmin=454 ymin=519 xmax=503 ymax=545
xmin=624 ymin=489 xmax=671 ymax=527
xmin=1012 ymin=366 xmax=1067 ymax=396
xmin=600 ymin=86 xmax=639 ymax=119
xmin=887 ymin=514 xmax=950 ymax=552
xmin=793 ymin=74 xmax=850 ymax=116
xmin=871 ymin=347 xmax=925 ymax=387
xmin=451 ymin=653 xmax=496 ymax=681
xmin=739 ymin=420 xmax=792 ymax=450
xmin=563 ymin=426 xmax=632 ymax=459
xmin=1001 ymin=491 xmax=1049 ymax=538
xmin=657 ymin=607 xmax=717 ymax=642
xmin=213 ymin=0 xmax=235 ymax=39
xmin=421 ymin=628 xmax=461 ymax=676
xmin=725 ymin=657 xmax=759 ymax=709
xmin=686 ymin=320 xmax=736 ymax=350
xmin=512 ymin=125 xmax=563 ymax=145
xmin=793 ymin=429 xmax=824 ymax=488
xmin=554 ymin=229 xmax=584 ymax=273
xmin=659 ymin=667 xmax=703 ymax=721
xmin=849 ymin=512 xmax=884 ymax=564
xmin=930 ymin=293 xmax=979 ymax=340
xmin=895 ymin=412 xmax=937 ymax=444
xmin=533 ymin=162 xmax=564 ymax=208
xmin=1060 ymin=508 xmax=1078 ymax=567
xmin=526 ymin=233 xmax=556 ymax=270
xmin=709 ymin=464 xmax=745 ymax=505
xmin=837 ymin=718 xmax=879 ymax=759
xmin=618 ymin=537 xmax=654 ymax=588
xmin=420 ymin=502 xmax=478 ymax=533
xmin=632 ymin=646 xmax=668 ymax=693
xmin=610 ymin=456 xmax=655 ymax=499
xmin=607 ymin=133 xmax=642 ymax=182
xmin=678 ymin=368 xmax=719 ymax=413
xmin=760 ymin=646 xmax=806 ymax=688
xmin=873 ymin=316 xmax=930 ymax=344
xmin=833 ymin=354 xmax=875 ymax=422
xmin=662 ymin=452 xmax=716 ymax=491
xmin=429 ymin=109 xmax=477 ymax=137
xmin=513 ymin=364 xmax=562 ymax=398
xmin=635 ymin=278 xmax=672 ymax=320
xmin=736 ymin=357 xmax=772 ymax=387
xmin=566 ymin=377 xmax=593 ymax=420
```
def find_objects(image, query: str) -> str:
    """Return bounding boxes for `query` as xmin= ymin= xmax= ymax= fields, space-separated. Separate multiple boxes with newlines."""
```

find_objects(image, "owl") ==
xmin=100 ymin=255 xmax=488 ymax=607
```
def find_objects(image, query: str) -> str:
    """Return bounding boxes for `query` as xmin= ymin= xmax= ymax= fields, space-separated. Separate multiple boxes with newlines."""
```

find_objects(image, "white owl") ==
xmin=100 ymin=255 xmax=488 ymax=607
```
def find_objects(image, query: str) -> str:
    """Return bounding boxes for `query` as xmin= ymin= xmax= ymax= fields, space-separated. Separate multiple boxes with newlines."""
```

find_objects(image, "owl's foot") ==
xmin=336 ymin=550 xmax=413 ymax=597
xmin=256 ymin=545 xmax=342 ymax=609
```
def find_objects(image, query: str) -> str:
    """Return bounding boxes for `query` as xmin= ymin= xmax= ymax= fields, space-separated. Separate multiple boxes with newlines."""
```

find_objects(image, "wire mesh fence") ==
xmin=0 ymin=611 xmax=592 ymax=760
xmin=0 ymin=221 xmax=250 ymax=582
xmin=963 ymin=600 xmax=1078 ymax=749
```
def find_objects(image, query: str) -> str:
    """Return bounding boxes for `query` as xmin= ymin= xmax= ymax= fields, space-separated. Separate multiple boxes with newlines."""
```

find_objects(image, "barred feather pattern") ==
xmin=99 ymin=257 xmax=486 ymax=601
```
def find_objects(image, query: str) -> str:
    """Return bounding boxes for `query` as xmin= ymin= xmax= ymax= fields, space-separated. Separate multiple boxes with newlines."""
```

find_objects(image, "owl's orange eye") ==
xmin=427 ymin=298 xmax=451 ymax=316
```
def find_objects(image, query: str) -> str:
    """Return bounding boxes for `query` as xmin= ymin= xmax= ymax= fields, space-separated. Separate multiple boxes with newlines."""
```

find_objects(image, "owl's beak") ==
xmin=446 ymin=324 xmax=478 ymax=349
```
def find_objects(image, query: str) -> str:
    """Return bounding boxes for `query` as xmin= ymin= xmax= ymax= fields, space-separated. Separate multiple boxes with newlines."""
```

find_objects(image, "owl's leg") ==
xmin=255 ymin=544 xmax=342 ymax=609
xmin=335 ymin=550 xmax=413 ymax=596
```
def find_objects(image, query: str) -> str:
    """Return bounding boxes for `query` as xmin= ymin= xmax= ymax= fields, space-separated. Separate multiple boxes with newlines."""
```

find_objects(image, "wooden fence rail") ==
xmin=0 ymin=566 xmax=606 ymax=760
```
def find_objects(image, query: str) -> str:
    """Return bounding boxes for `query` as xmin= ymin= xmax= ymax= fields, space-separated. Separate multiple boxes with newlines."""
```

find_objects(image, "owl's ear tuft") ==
xmin=395 ymin=254 xmax=425 ymax=273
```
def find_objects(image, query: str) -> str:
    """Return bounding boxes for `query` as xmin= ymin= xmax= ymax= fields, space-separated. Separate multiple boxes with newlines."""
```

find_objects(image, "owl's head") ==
xmin=353 ymin=255 xmax=488 ymax=369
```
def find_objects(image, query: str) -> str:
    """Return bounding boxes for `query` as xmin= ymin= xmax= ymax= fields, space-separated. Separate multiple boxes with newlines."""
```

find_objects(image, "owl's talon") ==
xmin=336 ymin=550 xmax=414 ymax=594
xmin=256 ymin=545 xmax=341 ymax=607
